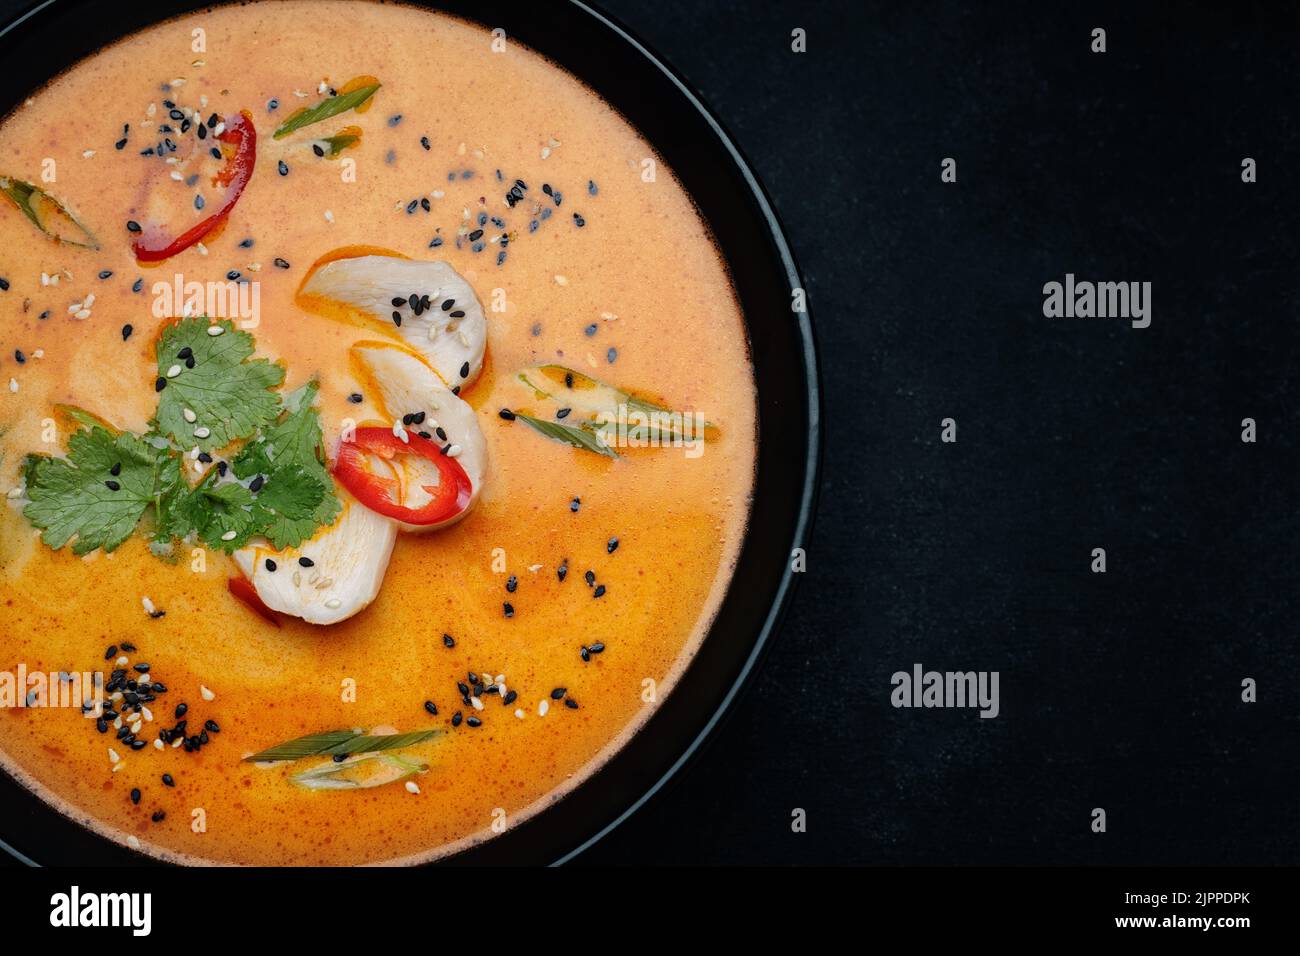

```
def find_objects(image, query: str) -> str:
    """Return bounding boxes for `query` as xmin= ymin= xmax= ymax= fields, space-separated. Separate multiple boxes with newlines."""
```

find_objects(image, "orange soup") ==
xmin=0 ymin=1 xmax=755 ymax=864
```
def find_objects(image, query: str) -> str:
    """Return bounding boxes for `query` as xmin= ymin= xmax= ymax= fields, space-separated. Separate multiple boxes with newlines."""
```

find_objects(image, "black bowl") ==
xmin=0 ymin=0 xmax=820 ymax=866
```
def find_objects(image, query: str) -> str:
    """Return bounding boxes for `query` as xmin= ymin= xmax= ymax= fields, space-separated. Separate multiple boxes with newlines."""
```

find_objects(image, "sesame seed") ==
xmin=443 ymin=633 xmax=456 ymax=648
xmin=207 ymin=324 xmax=225 ymax=336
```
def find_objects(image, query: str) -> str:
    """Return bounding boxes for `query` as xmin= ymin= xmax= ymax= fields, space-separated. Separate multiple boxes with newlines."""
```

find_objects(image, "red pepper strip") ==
xmin=133 ymin=110 xmax=257 ymax=262
xmin=228 ymin=574 xmax=281 ymax=628
xmin=332 ymin=427 xmax=472 ymax=525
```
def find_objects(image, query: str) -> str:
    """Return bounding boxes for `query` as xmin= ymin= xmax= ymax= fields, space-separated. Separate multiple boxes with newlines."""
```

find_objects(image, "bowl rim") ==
xmin=0 ymin=0 xmax=822 ymax=867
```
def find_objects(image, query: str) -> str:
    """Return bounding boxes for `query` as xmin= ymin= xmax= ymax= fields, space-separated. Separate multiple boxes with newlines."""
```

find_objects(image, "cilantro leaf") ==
xmin=156 ymin=471 xmax=260 ymax=552
xmin=22 ymin=427 xmax=166 ymax=555
xmin=233 ymin=380 xmax=341 ymax=550
xmin=152 ymin=317 xmax=284 ymax=452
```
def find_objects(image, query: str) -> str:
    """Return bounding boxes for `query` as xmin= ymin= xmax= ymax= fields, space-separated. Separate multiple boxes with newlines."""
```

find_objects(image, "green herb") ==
xmin=514 ymin=413 xmax=619 ymax=458
xmin=517 ymin=365 xmax=715 ymax=441
xmin=21 ymin=320 xmax=339 ymax=559
xmin=243 ymin=728 xmax=440 ymax=763
xmin=0 ymin=176 xmax=99 ymax=249
xmin=318 ymin=132 xmax=360 ymax=157
xmin=232 ymin=381 xmax=342 ymax=549
xmin=151 ymin=318 xmax=284 ymax=452
xmin=273 ymin=84 xmax=380 ymax=139
xmin=290 ymin=754 xmax=427 ymax=791
xmin=23 ymin=428 xmax=167 ymax=555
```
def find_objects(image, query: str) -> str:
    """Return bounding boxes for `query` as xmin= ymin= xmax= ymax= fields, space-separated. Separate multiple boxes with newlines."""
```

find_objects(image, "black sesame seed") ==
xmin=115 ymin=138 xmax=128 ymax=150
xmin=457 ymin=681 xmax=470 ymax=696
xmin=121 ymin=642 xmax=135 ymax=652
xmin=105 ymin=645 xmax=118 ymax=660
xmin=588 ymin=180 xmax=598 ymax=196
xmin=278 ymin=160 xmax=289 ymax=176
xmin=298 ymin=557 xmax=314 ymax=567
xmin=133 ymin=663 xmax=150 ymax=673
xmin=267 ymin=98 xmax=279 ymax=111
xmin=420 ymin=135 xmax=430 ymax=150
xmin=249 ymin=474 xmax=264 ymax=493
xmin=151 ymin=810 xmax=166 ymax=823
xmin=264 ymin=558 xmax=278 ymax=573
xmin=580 ymin=646 xmax=590 ymax=662
xmin=503 ymin=602 xmax=514 ymax=618
xmin=155 ymin=376 xmax=167 ymax=392
xmin=332 ymin=753 xmax=347 ymax=763
xmin=110 ymin=462 xmax=122 ymax=477
xmin=503 ymin=690 xmax=517 ymax=706
xmin=133 ymin=278 xmax=144 ymax=294
xmin=558 ymin=563 xmax=568 ymax=582
xmin=388 ymin=114 xmax=402 ymax=127
xmin=161 ymin=773 xmax=174 ymax=787
xmin=466 ymin=716 xmax=482 ymax=728
xmin=570 ymin=497 xmax=581 ymax=513
xmin=451 ymin=712 xmax=463 ymax=727
xmin=98 ymin=270 xmax=113 ymax=280
xmin=506 ymin=575 xmax=517 ymax=593
xmin=574 ymin=213 xmax=585 ymax=227
xmin=565 ymin=698 xmax=578 ymax=709
xmin=593 ymin=584 xmax=607 ymax=598
xmin=207 ymin=112 xmax=219 ymax=128
xmin=607 ymin=537 xmax=619 ymax=553
xmin=443 ymin=633 xmax=456 ymax=648
xmin=126 ymin=220 xmax=142 ymax=233
xmin=312 ymin=144 xmax=325 ymax=157
xmin=239 ymin=238 xmax=254 ymax=248
xmin=204 ymin=719 xmax=220 ymax=733
xmin=607 ymin=347 xmax=618 ymax=363
xmin=459 ymin=361 xmax=470 ymax=379
xmin=211 ymin=147 xmax=222 ymax=160
xmin=194 ymin=194 xmax=205 ymax=211
xmin=14 ymin=350 xmax=24 ymax=364
xmin=348 ymin=393 xmax=363 ymax=404
xmin=392 ymin=311 xmax=403 ymax=326
xmin=498 ymin=408 xmax=515 ymax=421
xmin=274 ymin=258 xmax=291 ymax=269
xmin=96 ymin=718 xmax=108 ymax=733
xmin=424 ymin=700 xmax=438 ymax=715
xmin=584 ymin=323 xmax=598 ymax=337
xmin=122 ymin=324 xmax=134 ymax=341
xmin=556 ymin=408 xmax=571 ymax=419
xmin=550 ymin=687 xmax=567 ymax=699
xmin=441 ymin=299 xmax=455 ymax=312
xmin=391 ymin=297 xmax=405 ymax=307
xmin=227 ymin=270 xmax=241 ymax=281
xmin=130 ymin=788 xmax=141 ymax=805
xmin=198 ymin=452 xmax=212 ymax=463
xmin=584 ymin=570 xmax=595 ymax=586
xmin=130 ymin=739 xmax=147 ymax=750
xmin=589 ymin=642 xmax=606 ymax=654
xmin=174 ymin=703 xmax=188 ymax=719
xmin=450 ymin=310 xmax=465 ymax=318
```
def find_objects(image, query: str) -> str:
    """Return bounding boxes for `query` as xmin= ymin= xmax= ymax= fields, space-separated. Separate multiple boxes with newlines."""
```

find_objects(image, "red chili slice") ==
xmin=227 ymin=574 xmax=281 ymax=627
xmin=133 ymin=110 xmax=257 ymax=262
xmin=332 ymin=427 xmax=472 ymax=525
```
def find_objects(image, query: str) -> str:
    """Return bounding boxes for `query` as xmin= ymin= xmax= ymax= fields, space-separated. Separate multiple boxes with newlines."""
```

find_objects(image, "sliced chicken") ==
xmin=233 ymin=490 xmax=397 ymax=625
xmin=297 ymin=248 xmax=488 ymax=389
xmin=350 ymin=340 xmax=486 ymax=529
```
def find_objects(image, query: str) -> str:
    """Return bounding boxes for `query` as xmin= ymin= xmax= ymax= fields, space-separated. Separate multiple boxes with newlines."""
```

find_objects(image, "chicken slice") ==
xmin=233 ymin=490 xmax=397 ymax=625
xmin=297 ymin=249 xmax=487 ymax=388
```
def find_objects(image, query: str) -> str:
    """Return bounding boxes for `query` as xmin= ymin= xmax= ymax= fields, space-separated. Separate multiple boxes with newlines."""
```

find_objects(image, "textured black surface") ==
xmin=2 ymin=0 xmax=1298 ymax=866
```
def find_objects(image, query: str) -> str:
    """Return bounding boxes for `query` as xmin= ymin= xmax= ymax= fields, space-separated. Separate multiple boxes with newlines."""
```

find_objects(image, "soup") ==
xmin=0 ymin=0 xmax=755 ymax=864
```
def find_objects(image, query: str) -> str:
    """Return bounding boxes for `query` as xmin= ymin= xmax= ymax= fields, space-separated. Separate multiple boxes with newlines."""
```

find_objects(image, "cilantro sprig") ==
xmin=22 ymin=317 xmax=340 ymax=557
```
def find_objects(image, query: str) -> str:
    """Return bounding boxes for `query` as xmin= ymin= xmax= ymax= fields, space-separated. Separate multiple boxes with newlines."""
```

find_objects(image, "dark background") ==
xmin=3 ymin=0 xmax=1298 ymax=866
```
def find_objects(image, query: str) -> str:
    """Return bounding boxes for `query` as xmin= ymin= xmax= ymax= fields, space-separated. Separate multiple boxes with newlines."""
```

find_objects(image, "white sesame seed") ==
xmin=153 ymin=739 xmax=164 ymax=751
xmin=183 ymin=408 xmax=197 ymax=423
xmin=554 ymin=275 xmax=568 ymax=286
xmin=514 ymin=709 xmax=525 ymax=719
xmin=108 ymin=748 xmax=120 ymax=763
xmin=7 ymin=379 xmax=16 ymax=393
xmin=324 ymin=598 xmax=342 ymax=609
xmin=393 ymin=421 xmax=408 ymax=442
xmin=142 ymin=596 xmax=155 ymax=614
xmin=220 ymin=530 xmax=237 ymax=541
xmin=196 ymin=242 xmax=208 ymax=256
xmin=405 ymin=781 xmax=420 ymax=794
xmin=166 ymin=364 xmax=182 ymax=378
xmin=82 ymin=149 xmax=96 ymax=158
xmin=470 ymin=696 xmax=483 ymax=710
xmin=324 ymin=209 xmax=335 ymax=223
xmin=116 ymin=656 xmax=128 ymax=666
xmin=194 ymin=426 xmax=211 ymax=439
xmin=447 ymin=444 xmax=463 ymax=458
xmin=538 ymin=699 xmax=549 ymax=717
xmin=206 ymin=324 xmax=224 ymax=336
xmin=141 ymin=706 xmax=153 ymax=722
xmin=111 ymin=763 xmax=125 ymax=773
xmin=200 ymin=684 xmax=215 ymax=701
xmin=127 ymin=835 xmax=141 ymax=848
xmin=74 ymin=309 xmax=91 ymax=320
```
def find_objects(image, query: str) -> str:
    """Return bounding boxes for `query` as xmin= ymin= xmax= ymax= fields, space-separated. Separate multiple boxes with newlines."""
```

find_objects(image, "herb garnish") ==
xmin=243 ymin=728 xmax=440 ymax=762
xmin=22 ymin=317 xmax=340 ymax=557
xmin=273 ymin=84 xmax=380 ymax=139
xmin=0 ymin=176 xmax=100 ymax=249
xmin=513 ymin=413 xmax=618 ymax=459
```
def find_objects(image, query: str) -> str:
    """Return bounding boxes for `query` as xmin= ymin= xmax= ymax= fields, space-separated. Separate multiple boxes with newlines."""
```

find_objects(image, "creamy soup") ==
xmin=0 ymin=1 xmax=755 ymax=864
